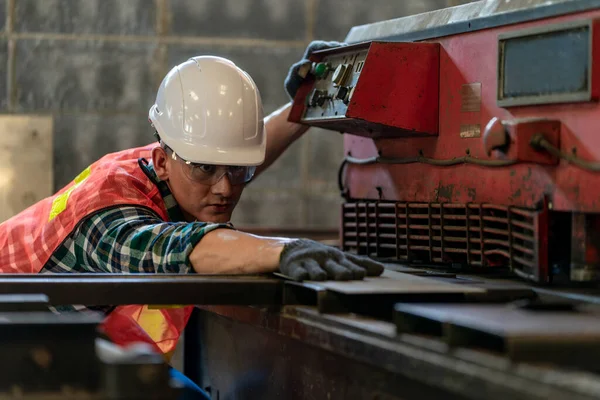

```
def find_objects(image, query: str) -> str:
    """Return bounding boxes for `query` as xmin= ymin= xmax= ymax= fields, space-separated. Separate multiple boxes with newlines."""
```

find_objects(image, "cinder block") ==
xmin=314 ymin=0 xmax=451 ymax=40
xmin=304 ymin=191 xmax=342 ymax=228
xmin=305 ymin=128 xmax=344 ymax=190
xmin=167 ymin=43 xmax=304 ymax=114
xmin=14 ymin=0 xmax=156 ymax=34
xmin=0 ymin=0 xmax=6 ymax=32
xmin=53 ymin=114 xmax=153 ymax=190
xmin=168 ymin=0 xmax=306 ymax=40
xmin=15 ymin=39 xmax=161 ymax=112
xmin=249 ymin=135 xmax=304 ymax=190
xmin=231 ymin=188 xmax=304 ymax=228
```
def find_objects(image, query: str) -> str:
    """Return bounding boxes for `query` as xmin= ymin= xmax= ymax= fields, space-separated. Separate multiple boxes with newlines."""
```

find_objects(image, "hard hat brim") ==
xmin=170 ymin=128 xmax=267 ymax=166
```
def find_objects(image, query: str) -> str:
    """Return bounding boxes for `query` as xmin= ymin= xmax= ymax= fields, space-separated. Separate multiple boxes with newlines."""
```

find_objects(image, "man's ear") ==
xmin=152 ymin=147 xmax=170 ymax=181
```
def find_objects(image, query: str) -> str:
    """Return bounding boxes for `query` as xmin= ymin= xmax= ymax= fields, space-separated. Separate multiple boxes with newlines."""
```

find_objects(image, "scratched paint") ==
xmin=468 ymin=188 xmax=476 ymax=201
xmin=437 ymin=184 xmax=455 ymax=201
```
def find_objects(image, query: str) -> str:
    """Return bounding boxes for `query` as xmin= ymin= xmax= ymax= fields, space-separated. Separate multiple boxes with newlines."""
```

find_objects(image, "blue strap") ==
xmin=168 ymin=367 xmax=211 ymax=400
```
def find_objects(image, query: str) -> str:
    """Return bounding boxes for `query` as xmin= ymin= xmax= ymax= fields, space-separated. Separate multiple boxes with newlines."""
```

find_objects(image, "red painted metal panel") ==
xmin=341 ymin=10 xmax=600 ymax=213
xmin=345 ymin=42 xmax=440 ymax=136
xmin=591 ymin=19 xmax=600 ymax=99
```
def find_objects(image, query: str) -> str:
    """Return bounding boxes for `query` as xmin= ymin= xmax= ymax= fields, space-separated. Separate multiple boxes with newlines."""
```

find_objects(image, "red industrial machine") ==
xmin=180 ymin=4 xmax=600 ymax=400
xmin=290 ymin=7 xmax=600 ymax=284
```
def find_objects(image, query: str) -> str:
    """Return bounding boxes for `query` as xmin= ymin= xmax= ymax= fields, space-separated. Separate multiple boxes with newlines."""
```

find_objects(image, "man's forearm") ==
xmin=189 ymin=228 xmax=294 ymax=274
xmin=255 ymin=102 xmax=309 ymax=177
xmin=190 ymin=228 xmax=386 ymax=280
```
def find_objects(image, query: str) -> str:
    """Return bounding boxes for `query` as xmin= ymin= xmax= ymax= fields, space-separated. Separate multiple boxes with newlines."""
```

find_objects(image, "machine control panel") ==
xmin=303 ymin=49 xmax=368 ymax=120
xmin=288 ymin=41 xmax=441 ymax=138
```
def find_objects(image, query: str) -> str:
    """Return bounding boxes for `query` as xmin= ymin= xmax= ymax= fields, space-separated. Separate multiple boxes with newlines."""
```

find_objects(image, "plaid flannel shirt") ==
xmin=40 ymin=161 xmax=232 ymax=312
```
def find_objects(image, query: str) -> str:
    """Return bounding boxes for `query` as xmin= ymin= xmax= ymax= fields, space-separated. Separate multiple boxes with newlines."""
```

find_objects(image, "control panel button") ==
xmin=336 ymin=87 xmax=349 ymax=101
xmin=314 ymin=62 xmax=330 ymax=78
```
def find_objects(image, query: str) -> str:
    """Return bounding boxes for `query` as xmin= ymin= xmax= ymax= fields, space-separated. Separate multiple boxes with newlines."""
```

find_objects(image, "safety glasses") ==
xmin=169 ymin=150 xmax=255 ymax=186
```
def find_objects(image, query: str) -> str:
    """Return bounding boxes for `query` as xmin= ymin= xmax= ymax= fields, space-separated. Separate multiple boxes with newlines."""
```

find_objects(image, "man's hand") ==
xmin=279 ymin=239 xmax=385 ymax=281
xmin=284 ymin=40 xmax=346 ymax=101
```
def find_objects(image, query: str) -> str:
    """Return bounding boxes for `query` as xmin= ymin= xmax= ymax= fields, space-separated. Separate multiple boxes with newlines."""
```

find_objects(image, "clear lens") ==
xmin=172 ymin=151 xmax=255 ymax=185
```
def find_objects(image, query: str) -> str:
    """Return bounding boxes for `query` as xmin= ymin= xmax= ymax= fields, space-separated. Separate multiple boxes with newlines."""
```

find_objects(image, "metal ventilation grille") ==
xmin=342 ymin=201 xmax=541 ymax=277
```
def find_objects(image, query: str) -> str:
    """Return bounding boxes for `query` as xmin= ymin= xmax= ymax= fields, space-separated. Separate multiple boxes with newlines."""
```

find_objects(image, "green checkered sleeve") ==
xmin=42 ymin=206 xmax=233 ymax=274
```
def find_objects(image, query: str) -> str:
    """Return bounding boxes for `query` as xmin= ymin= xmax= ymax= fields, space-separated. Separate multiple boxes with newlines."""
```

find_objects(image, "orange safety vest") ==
xmin=0 ymin=143 xmax=193 ymax=358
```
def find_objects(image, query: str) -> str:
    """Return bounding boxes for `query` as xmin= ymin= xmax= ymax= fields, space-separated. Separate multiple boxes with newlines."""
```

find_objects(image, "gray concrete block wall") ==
xmin=168 ymin=0 xmax=307 ymax=40
xmin=14 ymin=0 xmax=157 ymax=34
xmin=53 ymin=114 xmax=151 ymax=186
xmin=2 ymin=0 xmax=474 ymax=228
xmin=15 ymin=39 xmax=160 ymax=112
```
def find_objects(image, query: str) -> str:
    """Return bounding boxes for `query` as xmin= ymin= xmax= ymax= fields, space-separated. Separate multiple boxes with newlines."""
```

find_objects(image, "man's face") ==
xmin=152 ymin=147 xmax=246 ymax=223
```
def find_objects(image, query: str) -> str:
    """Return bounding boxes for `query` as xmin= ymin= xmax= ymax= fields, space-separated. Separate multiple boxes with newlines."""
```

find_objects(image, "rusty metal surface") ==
xmin=281 ymin=270 xmax=485 ymax=319
xmin=282 ymin=269 xmax=536 ymax=318
xmin=190 ymin=307 xmax=465 ymax=400
xmin=395 ymin=303 xmax=600 ymax=371
xmin=305 ymin=269 xmax=485 ymax=294
xmin=0 ymin=274 xmax=282 ymax=306
xmin=397 ymin=302 xmax=600 ymax=337
xmin=189 ymin=305 xmax=600 ymax=400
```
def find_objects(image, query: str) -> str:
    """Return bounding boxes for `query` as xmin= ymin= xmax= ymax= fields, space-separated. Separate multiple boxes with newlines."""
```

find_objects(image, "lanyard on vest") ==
xmin=137 ymin=158 xmax=186 ymax=223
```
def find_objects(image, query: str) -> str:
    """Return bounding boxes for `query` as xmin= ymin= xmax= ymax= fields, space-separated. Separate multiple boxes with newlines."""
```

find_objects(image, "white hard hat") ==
xmin=149 ymin=56 xmax=266 ymax=166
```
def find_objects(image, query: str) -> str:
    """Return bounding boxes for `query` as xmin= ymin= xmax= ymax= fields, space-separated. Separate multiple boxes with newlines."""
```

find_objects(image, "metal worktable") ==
xmin=1 ymin=270 xmax=598 ymax=399
xmin=0 ymin=274 xmax=282 ymax=306
xmin=180 ymin=269 xmax=600 ymax=400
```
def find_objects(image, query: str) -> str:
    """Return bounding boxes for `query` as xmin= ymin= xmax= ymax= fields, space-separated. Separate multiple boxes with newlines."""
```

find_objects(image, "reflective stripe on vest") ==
xmin=49 ymin=166 xmax=91 ymax=221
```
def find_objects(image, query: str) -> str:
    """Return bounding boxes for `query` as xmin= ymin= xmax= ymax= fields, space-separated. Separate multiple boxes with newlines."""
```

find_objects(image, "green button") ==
xmin=314 ymin=62 xmax=329 ymax=78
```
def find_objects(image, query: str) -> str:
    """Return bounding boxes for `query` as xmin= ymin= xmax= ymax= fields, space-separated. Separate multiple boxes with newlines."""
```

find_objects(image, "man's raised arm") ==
xmin=254 ymin=41 xmax=345 ymax=178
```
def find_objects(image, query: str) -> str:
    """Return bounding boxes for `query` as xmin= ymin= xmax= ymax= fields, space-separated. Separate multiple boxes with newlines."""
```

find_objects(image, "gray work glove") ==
xmin=279 ymin=239 xmax=385 ymax=281
xmin=284 ymin=40 xmax=346 ymax=101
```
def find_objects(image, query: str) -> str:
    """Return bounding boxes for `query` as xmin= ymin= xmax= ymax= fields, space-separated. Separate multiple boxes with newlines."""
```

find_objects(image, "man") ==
xmin=0 ymin=42 xmax=384 ymax=398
